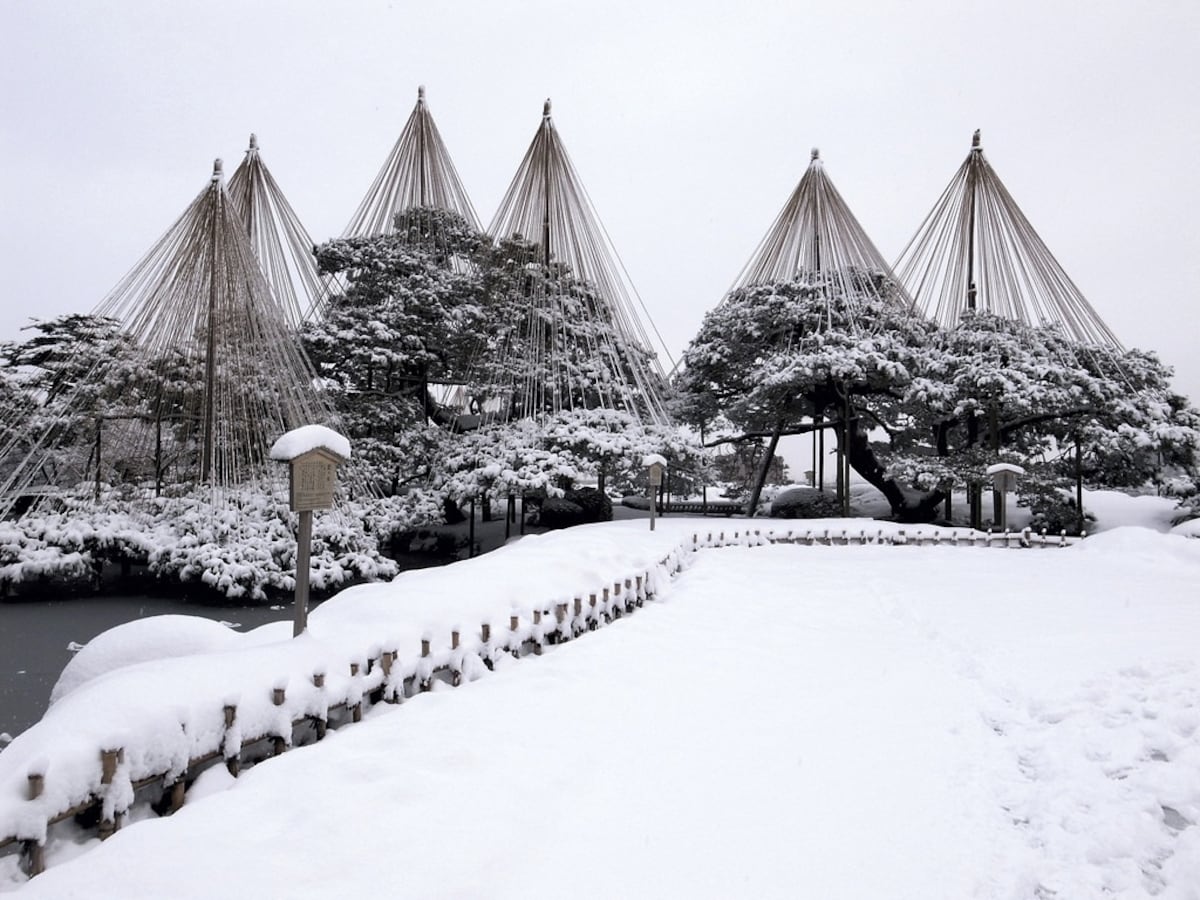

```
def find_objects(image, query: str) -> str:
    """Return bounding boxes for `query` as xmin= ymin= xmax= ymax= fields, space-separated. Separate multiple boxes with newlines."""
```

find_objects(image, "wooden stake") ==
xmin=223 ymin=703 xmax=240 ymax=776
xmin=168 ymin=778 xmax=185 ymax=813
xmin=99 ymin=748 xmax=122 ymax=839
xmin=21 ymin=841 xmax=44 ymax=878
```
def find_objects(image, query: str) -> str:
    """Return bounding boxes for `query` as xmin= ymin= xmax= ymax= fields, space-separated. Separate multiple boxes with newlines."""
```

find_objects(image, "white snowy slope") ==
xmin=4 ymin=526 xmax=1199 ymax=898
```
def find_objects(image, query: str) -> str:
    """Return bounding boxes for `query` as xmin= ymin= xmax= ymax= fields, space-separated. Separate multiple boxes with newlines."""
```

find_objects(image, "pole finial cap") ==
xmin=418 ymin=84 xmax=426 ymax=102
xmin=811 ymin=147 xmax=820 ymax=161
xmin=212 ymin=158 xmax=223 ymax=181
xmin=248 ymin=133 xmax=258 ymax=151
xmin=972 ymin=129 xmax=981 ymax=149
xmin=543 ymin=98 xmax=552 ymax=118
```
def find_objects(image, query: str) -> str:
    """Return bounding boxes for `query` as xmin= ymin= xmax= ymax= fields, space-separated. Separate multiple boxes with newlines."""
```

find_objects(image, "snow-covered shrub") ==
xmin=1017 ymin=482 xmax=1094 ymax=536
xmin=769 ymin=487 xmax=844 ymax=519
xmin=567 ymin=487 xmax=612 ymax=523
xmin=539 ymin=498 xmax=585 ymax=529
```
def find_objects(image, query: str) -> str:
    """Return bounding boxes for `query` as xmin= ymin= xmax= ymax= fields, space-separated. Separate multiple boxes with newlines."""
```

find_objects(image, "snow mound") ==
xmin=1070 ymin=525 xmax=1200 ymax=565
xmin=1084 ymin=490 xmax=1180 ymax=533
xmin=1170 ymin=517 xmax=1200 ymax=539
xmin=50 ymin=616 xmax=242 ymax=705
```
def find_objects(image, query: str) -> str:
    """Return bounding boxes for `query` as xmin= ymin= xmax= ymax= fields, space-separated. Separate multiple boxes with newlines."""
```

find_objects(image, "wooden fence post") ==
xmin=98 ymin=748 xmax=123 ymax=840
xmin=420 ymin=638 xmax=433 ymax=691
xmin=349 ymin=663 xmax=363 ymax=722
xmin=380 ymin=651 xmax=398 ymax=702
xmin=312 ymin=671 xmax=328 ymax=739
xmin=481 ymin=623 xmax=493 ymax=669
xmin=223 ymin=703 xmax=240 ymax=775
xmin=271 ymin=685 xmax=287 ymax=756
xmin=22 ymin=770 xmax=46 ymax=876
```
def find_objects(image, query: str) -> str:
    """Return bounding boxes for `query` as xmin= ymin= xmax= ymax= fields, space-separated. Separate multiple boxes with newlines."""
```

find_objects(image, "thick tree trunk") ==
xmin=746 ymin=422 xmax=784 ymax=517
xmin=842 ymin=409 xmax=945 ymax=523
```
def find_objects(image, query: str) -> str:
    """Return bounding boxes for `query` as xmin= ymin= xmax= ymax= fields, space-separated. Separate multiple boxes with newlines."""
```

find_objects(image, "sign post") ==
xmin=270 ymin=427 xmax=350 ymax=638
xmin=644 ymin=454 xmax=666 ymax=532
xmin=986 ymin=462 xmax=1024 ymax=532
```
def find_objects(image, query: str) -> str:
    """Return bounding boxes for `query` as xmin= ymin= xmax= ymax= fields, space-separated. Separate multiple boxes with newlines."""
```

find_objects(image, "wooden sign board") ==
xmin=991 ymin=470 xmax=1017 ymax=493
xmin=648 ymin=462 xmax=665 ymax=486
xmin=288 ymin=448 xmax=341 ymax=511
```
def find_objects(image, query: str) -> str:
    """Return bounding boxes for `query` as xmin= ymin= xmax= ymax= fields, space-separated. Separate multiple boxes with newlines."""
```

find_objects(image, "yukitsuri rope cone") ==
xmin=893 ymin=129 xmax=1122 ymax=348
xmin=729 ymin=147 xmax=914 ymax=321
xmin=342 ymin=85 xmax=482 ymax=239
xmin=478 ymin=99 xmax=672 ymax=426
xmin=0 ymin=159 xmax=335 ymax=516
xmin=226 ymin=133 xmax=330 ymax=325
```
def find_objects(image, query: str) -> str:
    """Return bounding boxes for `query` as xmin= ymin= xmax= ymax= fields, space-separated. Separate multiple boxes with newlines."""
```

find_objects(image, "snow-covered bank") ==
xmin=0 ymin=522 xmax=1197 ymax=897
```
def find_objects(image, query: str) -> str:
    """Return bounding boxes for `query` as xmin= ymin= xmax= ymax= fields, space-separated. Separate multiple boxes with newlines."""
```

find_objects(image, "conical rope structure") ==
xmin=342 ymin=86 xmax=482 ymax=239
xmin=729 ymin=147 xmax=915 ymax=331
xmin=709 ymin=149 xmax=917 ymax=513
xmin=227 ymin=134 xmax=332 ymax=325
xmin=893 ymin=130 xmax=1122 ymax=348
xmin=479 ymin=99 xmax=672 ymax=426
xmin=0 ymin=159 xmax=337 ymax=517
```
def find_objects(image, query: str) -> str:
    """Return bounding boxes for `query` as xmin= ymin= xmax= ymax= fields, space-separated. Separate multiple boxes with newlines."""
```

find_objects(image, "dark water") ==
xmin=0 ymin=595 xmax=292 ymax=740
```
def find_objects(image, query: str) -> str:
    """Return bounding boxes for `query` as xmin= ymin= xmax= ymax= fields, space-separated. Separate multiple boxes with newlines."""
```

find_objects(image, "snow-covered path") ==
xmin=7 ymin=533 xmax=1200 ymax=898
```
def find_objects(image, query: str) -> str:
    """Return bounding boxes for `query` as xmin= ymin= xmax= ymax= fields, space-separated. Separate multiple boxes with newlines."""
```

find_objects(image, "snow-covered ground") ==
xmin=1 ymin=513 xmax=1198 ymax=897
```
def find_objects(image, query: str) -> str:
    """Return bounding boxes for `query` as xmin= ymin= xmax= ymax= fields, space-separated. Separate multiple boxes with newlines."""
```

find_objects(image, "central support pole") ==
xmin=293 ymin=510 xmax=312 ymax=637
xmin=416 ymin=86 xmax=428 ymax=208
xmin=201 ymin=160 xmax=223 ymax=485
xmin=966 ymin=129 xmax=980 ymax=312
xmin=541 ymin=100 xmax=553 ymax=267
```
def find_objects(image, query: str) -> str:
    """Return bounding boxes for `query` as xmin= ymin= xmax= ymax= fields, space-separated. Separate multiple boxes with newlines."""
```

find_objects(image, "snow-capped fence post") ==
xmin=270 ymin=426 xmax=351 ymax=639
xmin=480 ymin=622 xmax=493 ymax=667
xmin=98 ymin=748 xmax=124 ymax=839
xmin=510 ymin=614 xmax=521 ymax=656
xmin=312 ymin=671 xmax=328 ymax=739
xmin=451 ymin=629 xmax=466 ymax=680
xmin=21 ymin=767 xmax=46 ymax=876
xmin=271 ymin=685 xmax=287 ymax=757
xmin=380 ymin=651 xmax=398 ymax=702
xmin=420 ymin=639 xmax=432 ymax=691
xmin=588 ymin=593 xmax=598 ymax=630
xmin=222 ymin=703 xmax=240 ymax=775
xmin=348 ymin=664 xmax=363 ymax=722
xmin=531 ymin=613 xmax=544 ymax=654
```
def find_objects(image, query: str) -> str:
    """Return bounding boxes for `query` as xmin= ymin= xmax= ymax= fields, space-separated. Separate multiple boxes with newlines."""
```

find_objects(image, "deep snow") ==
xmin=1 ymin=516 xmax=1197 ymax=897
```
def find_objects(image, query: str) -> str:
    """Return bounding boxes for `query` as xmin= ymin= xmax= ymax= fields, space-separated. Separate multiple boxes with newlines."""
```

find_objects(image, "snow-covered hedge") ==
xmin=0 ymin=491 xmax=410 ymax=600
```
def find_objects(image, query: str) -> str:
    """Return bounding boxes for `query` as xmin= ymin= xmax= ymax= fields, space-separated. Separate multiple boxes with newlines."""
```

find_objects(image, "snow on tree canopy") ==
xmin=268 ymin=425 xmax=352 ymax=462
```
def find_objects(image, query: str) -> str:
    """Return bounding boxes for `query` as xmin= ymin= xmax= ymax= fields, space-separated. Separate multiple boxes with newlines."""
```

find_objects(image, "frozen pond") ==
xmin=0 ymin=595 xmax=292 ymax=739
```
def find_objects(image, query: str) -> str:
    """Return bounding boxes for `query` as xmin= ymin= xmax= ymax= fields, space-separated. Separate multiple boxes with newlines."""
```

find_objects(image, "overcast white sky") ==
xmin=2 ymin=0 xmax=1198 ymax=405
